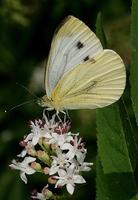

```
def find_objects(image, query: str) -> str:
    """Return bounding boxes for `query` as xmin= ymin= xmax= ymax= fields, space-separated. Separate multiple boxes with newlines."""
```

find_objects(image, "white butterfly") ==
xmin=38 ymin=15 xmax=126 ymax=112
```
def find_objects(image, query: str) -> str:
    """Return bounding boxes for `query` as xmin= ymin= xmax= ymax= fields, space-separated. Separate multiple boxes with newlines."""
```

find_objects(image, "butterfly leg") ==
xmin=56 ymin=110 xmax=63 ymax=122
xmin=64 ymin=110 xmax=71 ymax=123
xmin=42 ymin=108 xmax=56 ymax=122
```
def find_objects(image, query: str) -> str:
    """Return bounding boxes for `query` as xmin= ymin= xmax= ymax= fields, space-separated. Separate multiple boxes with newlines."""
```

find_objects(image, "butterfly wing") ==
xmin=51 ymin=49 xmax=126 ymax=110
xmin=45 ymin=15 xmax=103 ymax=97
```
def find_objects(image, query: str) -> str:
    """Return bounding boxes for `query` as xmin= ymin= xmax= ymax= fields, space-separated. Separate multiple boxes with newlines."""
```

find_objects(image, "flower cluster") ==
xmin=9 ymin=111 xmax=93 ymax=199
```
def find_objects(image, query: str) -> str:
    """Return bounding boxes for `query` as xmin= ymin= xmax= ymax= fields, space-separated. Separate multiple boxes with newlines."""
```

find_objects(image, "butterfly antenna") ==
xmin=5 ymin=100 xmax=35 ymax=113
xmin=16 ymin=82 xmax=41 ymax=100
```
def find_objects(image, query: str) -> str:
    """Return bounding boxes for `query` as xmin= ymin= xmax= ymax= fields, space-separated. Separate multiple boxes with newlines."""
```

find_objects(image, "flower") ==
xmin=10 ymin=113 xmax=93 ymax=197
xmin=18 ymin=148 xmax=27 ymax=158
xmin=49 ymin=148 xmax=70 ymax=175
xmin=54 ymin=164 xmax=86 ymax=195
xmin=18 ymin=141 xmax=34 ymax=158
xmin=54 ymin=121 xmax=71 ymax=134
xmin=43 ymin=113 xmax=57 ymax=133
xmin=23 ymin=114 xmax=59 ymax=147
xmin=31 ymin=185 xmax=54 ymax=200
xmin=74 ymin=160 xmax=93 ymax=172
xmin=24 ymin=120 xmax=46 ymax=146
xmin=9 ymin=156 xmax=36 ymax=184
xmin=46 ymin=131 xmax=73 ymax=148
xmin=61 ymin=135 xmax=86 ymax=163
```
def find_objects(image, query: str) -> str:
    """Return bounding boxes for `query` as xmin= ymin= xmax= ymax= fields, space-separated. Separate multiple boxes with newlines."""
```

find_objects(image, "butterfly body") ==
xmin=39 ymin=16 xmax=126 ymax=112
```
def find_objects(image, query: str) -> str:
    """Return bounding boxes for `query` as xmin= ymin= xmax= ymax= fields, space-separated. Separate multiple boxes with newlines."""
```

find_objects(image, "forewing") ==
xmin=51 ymin=49 xmax=126 ymax=110
xmin=45 ymin=15 xmax=103 ymax=97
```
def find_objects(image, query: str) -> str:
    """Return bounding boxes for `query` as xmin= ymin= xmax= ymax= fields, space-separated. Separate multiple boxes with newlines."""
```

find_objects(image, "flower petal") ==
xmin=20 ymin=172 xmax=27 ymax=184
xmin=55 ymin=179 xmax=65 ymax=188
xmin=49 ymin=165 xmax=59 ymax=175
xmin=17 ymin=149 xmax=27 ymax=158
xmin=23 ymin=156 xmax=36 ymax=164
xmin=61 ymin=143 xmax=72 ymax=150
xmin=66 ymin=183 xmax=74 ymax=195
xmin=58 ymin=169 xmax=66 ymax=177
xmin=74 ymin=175 xmax=86 ymax=184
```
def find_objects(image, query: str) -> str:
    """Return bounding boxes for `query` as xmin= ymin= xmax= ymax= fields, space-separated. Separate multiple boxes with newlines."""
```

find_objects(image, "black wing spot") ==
xmin=76 ymin=41 xmax=84 ymax=49
xmin=83 ymin=56 xmax=89 ymax=62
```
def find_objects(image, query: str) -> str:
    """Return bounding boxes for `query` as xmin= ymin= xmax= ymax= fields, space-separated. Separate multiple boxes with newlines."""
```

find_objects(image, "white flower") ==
xmin=17 ymin=149 xmax=27 ymax=158
xmin=54 ymin=164 xmax=86 ymax=195
xmin=25 ymin=120 xmax=47 ymax=146
xmin=9 ymin=156 xmax=36 ymax=184
xmin=24 ymin=115 xmax=58 ymax=147
xmin=74 ymin=160 xmax=93 ymax=172
xmin=79 ymin=162 xmax=93 ymax=171
xmin=17 ymin=141 xmax=33 ymax=158
xmin=61 ymin=135 xmax=86 ymax=163
xmin=31 ymin=185 xmax=53 ymax=200
xmin=49 ymin=148 xmax=70 ymax=175
xmin=43 ymin=113 xmax=57 ymax=133
xmin=46 ymin=131 xmax=73 ymax=148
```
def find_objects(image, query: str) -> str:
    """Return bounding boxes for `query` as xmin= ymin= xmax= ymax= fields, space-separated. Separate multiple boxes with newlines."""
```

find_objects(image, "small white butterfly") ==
xmin=38 ymin=15 xmax=126 ymax=112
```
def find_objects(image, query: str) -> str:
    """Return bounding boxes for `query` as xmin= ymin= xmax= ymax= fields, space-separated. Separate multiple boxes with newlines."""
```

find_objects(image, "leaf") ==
xmin=96 ymin=12 xmax=107 ymax=48
xmin=95 ymin=11 xmax=138 ymax=200
xmin=96 ymin=157 xmax=138 ymax=200
xmin=130 ymin=0 xmax=138 ymax=125
xmin=119 ymin=91 xmax=138 ymax=171
xmin=97 ymin=103 xmax=133 ymax=173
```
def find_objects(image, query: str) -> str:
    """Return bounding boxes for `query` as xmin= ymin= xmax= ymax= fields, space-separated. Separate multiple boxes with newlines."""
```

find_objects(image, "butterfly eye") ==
xmin=76 ymin=41 xmax=84 ymax=49
xmin=83 ymin=56 xmax=89 ymax=62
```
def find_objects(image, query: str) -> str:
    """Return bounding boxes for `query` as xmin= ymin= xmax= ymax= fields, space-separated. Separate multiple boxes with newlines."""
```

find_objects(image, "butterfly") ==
xmin=38 ymin=15 xmax=126 ymax=112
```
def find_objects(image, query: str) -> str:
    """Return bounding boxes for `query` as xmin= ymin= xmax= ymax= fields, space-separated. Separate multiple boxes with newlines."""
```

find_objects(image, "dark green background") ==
xmin=0 ymin=0 xmax=131 ymax=199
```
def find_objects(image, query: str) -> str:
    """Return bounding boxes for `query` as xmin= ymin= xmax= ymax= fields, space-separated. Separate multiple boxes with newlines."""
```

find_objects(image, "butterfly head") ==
xmin=37 ymin=94 xmax=64 ymax=112
xmin=37 ymin=95 xmax=53 ymax=108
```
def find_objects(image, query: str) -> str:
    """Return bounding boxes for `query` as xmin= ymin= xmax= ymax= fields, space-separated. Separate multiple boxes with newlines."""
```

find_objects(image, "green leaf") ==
xmin=96 ymin=12 xmax=107 ymax=48
xmin=96 ymin=10 xmax=138 ymax=200
xmin=130 ymin=0 xmax=138 ymax=125
xmin=97 ymin=104 xmax=133 ymax=173
xmin=96 ymin=157 xmax=138 ymax=200
xmin=119 ymin=91 xmax=138 ymax=171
